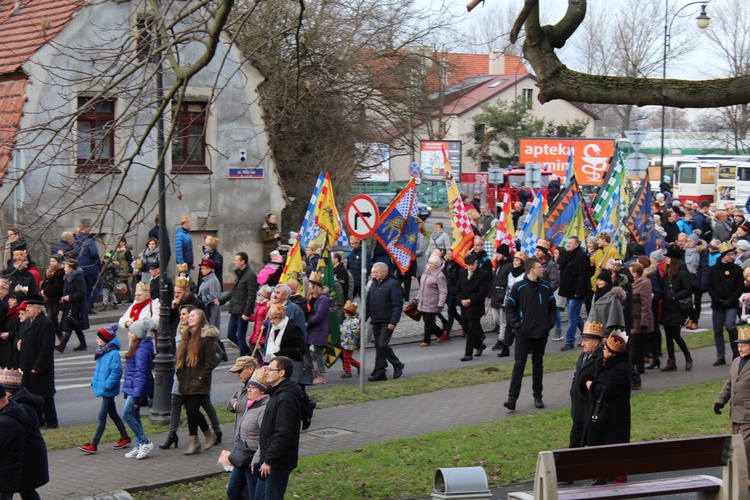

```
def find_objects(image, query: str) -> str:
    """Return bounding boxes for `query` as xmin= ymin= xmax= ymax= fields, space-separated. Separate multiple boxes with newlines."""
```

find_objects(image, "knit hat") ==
xmin=229 ymin=356 xmax=257 ymax=373
xmin=428 ymin=255 xmax=442 ymax=267
xmin=738 ymin=240 xmax=750 ymax=252
xmin=597 ymin=269 xmax=613 ymax=285
xmin=104 ymin=252 xmax=113 ymax=259
xmin=536 ymin=239 xmax=551 ymax=252
xmin=0 ymin=368 xmax=23 ymax=391
xmin=665 ymin=246 xmax=683 ymax=260
xmin=50 ymin=255 xmax=64 ymax=264
xmin=606 ymin=329 xmax=628 ymax=353
xmin=687 ymin=230 xmax=702 ymax=245
xmin=259 ymin=285 xmax=273 ymax=300
xmin=344 ymin=300 xmax=358 ymax=316
xmin=649 ymin=249 xmax=665 ymax=263
xmin=129 ymin=318 xmax=155 ymax=339
xmin=247 ymin=367 xmax=270 ymax=392
xmin=97 ymin=324 xmax=118 ymax=343
xmin=586 ymin=236 xmax=597 ymax=245
xmin=496 ymin=244 xmax=511 ymax=258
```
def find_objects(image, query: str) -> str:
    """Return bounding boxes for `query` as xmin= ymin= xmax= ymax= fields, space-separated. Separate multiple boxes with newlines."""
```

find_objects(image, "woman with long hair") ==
xmin=176 ymin=309 xmax=219 ymax=455
xmin=660 ymin=248 xmax=694 ymax=371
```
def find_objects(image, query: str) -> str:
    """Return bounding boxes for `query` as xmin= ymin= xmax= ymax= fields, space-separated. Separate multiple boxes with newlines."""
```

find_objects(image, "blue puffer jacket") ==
xmin=91 ymin=337 xmax=123 ymax=398
xmin=122 ymin=336 xmax=154 ymax=398
xmin=175 ymin=227 xmax=194 ymax=266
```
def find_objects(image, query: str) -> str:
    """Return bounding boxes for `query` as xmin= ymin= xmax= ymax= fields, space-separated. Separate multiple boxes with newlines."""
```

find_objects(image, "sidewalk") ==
xmin=39 ymin=341 xmax=729 ymax=499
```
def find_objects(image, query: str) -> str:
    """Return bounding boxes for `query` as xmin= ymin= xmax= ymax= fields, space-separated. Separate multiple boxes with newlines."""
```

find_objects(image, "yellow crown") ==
xmin=14 ymin=284 xmax=28 ymax=294
xmin=175 ymin=276 xmax=190 ymax=289
xmin=133 ymin=259 xmax=143 ymax=271
xmin=136 ymin=282 xmax=151 ymax=294
xmin=176 ymin=263 xmax=188 ymax=273
xmin=718 ymin=241 xmax=735 ymax=255
xmin=582 ymin=321 xmax=603 ymax=336
xmin=738 ymin=325 xmax=750 ymax=343
xmin=12 ymin=250 xmax=27 ymax=260
xmin=606 ymin=329 xmax=628 ymax=353
xmin=204 ymin=235 xmax=219 ymax=246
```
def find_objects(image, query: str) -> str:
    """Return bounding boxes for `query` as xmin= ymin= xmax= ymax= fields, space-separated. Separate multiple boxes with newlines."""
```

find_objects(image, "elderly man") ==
xmin=457 ymin=253 xmax=490 ymax=362
xmin=216 ymin=252 xmax=257 ymax=357
xmin=366 ymin=262 xmax=404 ymax=381
xmin=271 ymin=283 xmax=307 ymax=338
xmin=16 ymin=294 xmax=58 ymax=428
xmin=569 ymin=321 xmax=604 ymax=448
xmin=51 ymin=231 xmax=75 ymax=259
xmin=148 ymin=261 xmax=174 ymax=302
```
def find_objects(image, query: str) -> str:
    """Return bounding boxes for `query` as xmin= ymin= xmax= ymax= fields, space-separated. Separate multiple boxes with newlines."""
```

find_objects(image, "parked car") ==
xmin=369 ymin=192 xmax=432 ymax=221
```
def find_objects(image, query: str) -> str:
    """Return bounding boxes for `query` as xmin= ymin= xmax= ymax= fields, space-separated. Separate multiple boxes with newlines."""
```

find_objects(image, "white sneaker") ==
xmin=124 ymin=444 xmax=141 ymax=458
xmin=136 ymin=441 xmax=154 ymax=460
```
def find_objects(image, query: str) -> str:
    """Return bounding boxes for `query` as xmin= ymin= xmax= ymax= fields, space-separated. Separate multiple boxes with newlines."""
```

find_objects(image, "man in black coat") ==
xmin=505 ymin=258 xmax=556 ymax=411
xmin=2 ymin=252 xmax=39 ymax=296
xmin=257 ymin=356 xmax=303 ymax=500
xmin=217 ymin=252 xmax=258 ymax=358
xmin=366 ymin=262 xmax=404 ymax=381
xmin=568 ymin=322 xmax=603 ymax=448
xmin=148 ymin=214 xmax=172 ymax=269
xmin=16 ymin=295 xmax=57 ymax=429
xmin=456 ymin=253 xmax=490 ymax=362
xmin=558 ymin=236 xmax=592 ymax=350
xmin=708 ymin=243 xmax=744 ymax=365
xmin=147 ymin=261 xmax=174 ymax=303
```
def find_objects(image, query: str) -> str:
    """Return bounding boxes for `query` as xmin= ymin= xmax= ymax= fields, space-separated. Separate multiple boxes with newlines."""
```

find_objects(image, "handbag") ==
xmin=403 ymin=298 xmax=421 ymax=322
xmin=228 ymin=439 xmax=255 ymax=469
xmin=668 ymin=280 xmax=692 ymax=310
xmin=66 ymin=309 xmax=82 ymax=329
xmin=591 ymin=392 xmax=608 ymax=429
xmin=291 ymin=349 xmax=314 ymax=386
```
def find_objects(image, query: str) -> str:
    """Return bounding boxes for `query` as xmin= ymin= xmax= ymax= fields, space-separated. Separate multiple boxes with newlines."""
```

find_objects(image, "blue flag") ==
xmin=373 ymin=178 xmax=420 ymax=274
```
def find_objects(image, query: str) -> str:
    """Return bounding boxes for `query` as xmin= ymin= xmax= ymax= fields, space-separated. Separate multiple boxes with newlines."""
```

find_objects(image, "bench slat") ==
xmin=556 ymin=475 xmax=722 ymax=500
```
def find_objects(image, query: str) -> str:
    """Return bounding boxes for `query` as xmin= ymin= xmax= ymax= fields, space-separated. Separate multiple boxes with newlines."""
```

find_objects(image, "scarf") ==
xmin=94 ymin=341 xmax=118 ymax=360
xmin=129 ymin=298 xmax=153 ymax=321
xmin=684 ymin=247 xmax=700 ymax=275
xmin=510 ymin=266 xmax=525 ymax=278
xmin=265 ymin=316 xmax=289 ymax=362
xmin=595 ymin=283 xmax=613 ymax=301
xmin=246 ymin=393 xmax=268 ymax=410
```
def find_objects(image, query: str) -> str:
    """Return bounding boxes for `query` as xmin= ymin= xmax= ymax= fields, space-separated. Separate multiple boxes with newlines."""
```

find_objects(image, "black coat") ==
xmin=661 ymin=269 xmax=693 ymax=326
xmin=271 ymin=322 xmax=306 ymax=362
xmin=18 ymin=314 xmax=57 ymax=398
xmin=366 ymin=273 xmax=402 ymax=325
xmin=558 ymin=246 xmax=591 ymax=299
xmin=506 ymin=277 xmax=556 ymax=338
xmin=258 ymin=378 xmax=303 ymax=471
xmin=490 ymin=259 xmax=513 ymax=309
xmin=457 ymin=267 xmax=490 ymax=320
xmin=581 ymin=353 xmax=631 ymax=447
xmin=708 ymin=260 xmax=744 ymax=310
xmin=220 ymin=266 xmax=258 ymax=317
xmin=1 ymin=266 xmax=39 ymax=296
xmin=0 ymin=399 xmax=29 ymax=492
xmin=443 ymin=260 xmax=462 ymax=297
xmin=150 ymin=273 xmax=174 ymax=302
xmin=570 ymin=345 xmax=604 ymax=423
xmin=60 ymin=267 xmax=89 ymax=332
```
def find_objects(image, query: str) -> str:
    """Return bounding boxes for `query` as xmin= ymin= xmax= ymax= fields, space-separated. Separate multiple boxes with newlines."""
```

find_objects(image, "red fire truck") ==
xmin=462 ymin=169 xmax=553 ymax=215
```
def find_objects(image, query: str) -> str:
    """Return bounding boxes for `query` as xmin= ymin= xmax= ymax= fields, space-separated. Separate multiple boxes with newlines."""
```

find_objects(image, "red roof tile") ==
xmin=0 ymin=0 xmax=83 ymax=74
xmin=443 ymin=53 xmax=528 ymax=85
xmin=0 ymin=74 xmax=28 ymax=182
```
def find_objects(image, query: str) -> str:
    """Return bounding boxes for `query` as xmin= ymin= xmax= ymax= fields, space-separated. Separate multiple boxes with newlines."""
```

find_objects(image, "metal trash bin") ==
xmin=431 ymin=467 xmax=492 ymax=499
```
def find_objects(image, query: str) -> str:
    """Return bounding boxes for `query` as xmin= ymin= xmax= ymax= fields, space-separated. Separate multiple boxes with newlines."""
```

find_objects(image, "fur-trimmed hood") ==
xmin=611 ymin=286 xmax=627 ymax=304
xmin=201 ymin=324 xmax=219 ymax=339
xmin=642 ymin=263 xmax=658 ymax=278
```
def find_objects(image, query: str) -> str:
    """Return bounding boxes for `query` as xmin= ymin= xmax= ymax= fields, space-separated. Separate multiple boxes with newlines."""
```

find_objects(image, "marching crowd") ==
xmin=4 ymin=187 xmax=750 ymax=495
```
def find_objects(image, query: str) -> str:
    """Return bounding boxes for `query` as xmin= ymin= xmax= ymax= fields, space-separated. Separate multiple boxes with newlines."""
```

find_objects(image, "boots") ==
xmin=437 ymin=331 xmax=451 ymax=343
xmin=313 ymin=372 xmax=326 ymax=385
xmin=660 ymin=358 xmax=677 ymax=372
xmin=685 ymin=355 xmax=693 ymax=371
xmin=496 ymin=344 xmax=510 ymax=358
xmin=646 ymin=356 xmax=660 ymax=369
xmin=184 ymin=435 xmax=201 ymax=455
xmin=159 ymin=431 xmax=179 ymax=449
xmin=203 ymin=429 xmax=216 ymax=450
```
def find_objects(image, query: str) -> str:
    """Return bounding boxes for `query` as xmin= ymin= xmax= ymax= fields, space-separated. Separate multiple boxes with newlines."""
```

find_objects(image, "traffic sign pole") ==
xmin=359 ymin=238 xmax=367 ymax=393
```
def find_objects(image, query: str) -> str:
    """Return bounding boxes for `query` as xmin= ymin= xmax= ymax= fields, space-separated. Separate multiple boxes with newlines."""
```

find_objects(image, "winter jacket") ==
xmin=684 ymin=242 xmax=710 ymax=292
xmin=228 ymin=381 xmax=250 ymax=441
xmin=490 ymin=259 xmax=513 ymax=309
xmin=708 ymin=260 xmax=744 ymax=310
xmin=197 ymin=272 xmax=222 ymax=328
xmin=570 ymin=344 xmax=604 ymax=425
xmin=138 ymin=246 xmax=160 ymax=284
xmin=73 ymin=232 xmax=101 ymax=271
xmin=148 ymin=224 xmax=172 ymax=268
xmin=258 ymin=378 xmax=303 ymax=471
xmin=40 ymin=267 xmax=65 ymax=303
xmin=581 ymin=353 xmax=631 ymax=447
xmin=457 ymin=267 xmax=490 ymax=320
xmin=201 ymin=249 xmax=224 ymax=287
xmin=306 ymin=293 xmax=330 ymax=347
xmin=366 ymin=273 xmax=402 ymax=325
xmin=18 ymin=314 xmax=57 ymax=398
xmin=261 ymin=222 xmax=281 ymax=262
xmin=415 ymin=233 xmax=427 ymax=278
xmin=716 ymin=354 xmax=750 ymax=424
xmin=265 ymin=320 xmax=305 ymax=361
xmin=693 ymin=210 xmax=713 ymax=241
xmin=176 ymin=325 xmax=219 ymax=395
xmin=118 ymin=298 xmax=161 ymax=331
xmin=122 ymin=335 xmax=154 ymax=398
xmin=61 ymin=267 xmax=90 ymax=332
xmin=346 ymin=246 xmax=372 ymax=292
xmin=91 ymin=337 xmax=123 ymax=397
xmin=417 ymin=267 xmax=447 ymax=313
xmin=0 ymin=400 xmax=31 ymax=492
xmin=257 ymin=262 xmax=282 ymax=286
xmin=506 ymin=276 xmax=556 ymax=338
xmin=220 ymin=266 xmax=258 ymax=317
xmin=2 ymin=266 xmax=39 ymax=296
xmin=589 ymin=286 xmax=627 ymax=335
xmin=249 ymin=300 xmax=269 ymax=346
xmin=630 ymin=276 xmax=654 ymax=334
xmin=427 ymin=231 xmax=452 ymax=256
xmin=539 ymin=254 xmax=560 ymax=292
xmin=661 ymin=269 xmax=693 ymax=326
xmin=237 ymin=395 xmax=268 ymax=459
xmin=174 ymin=226 xmax=194 ymax=266
xmin=558 ymin=246 xmax=591 ymax=299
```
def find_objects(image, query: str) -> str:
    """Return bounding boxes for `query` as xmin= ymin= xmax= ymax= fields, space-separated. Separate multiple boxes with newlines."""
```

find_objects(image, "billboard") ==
xmin=519 ymin=138 xmax=616 ymax=186
xmin=356 ymin=143 xmax=390 ymax=182
xmin=420 ymin=140 xmax=461 ymax=181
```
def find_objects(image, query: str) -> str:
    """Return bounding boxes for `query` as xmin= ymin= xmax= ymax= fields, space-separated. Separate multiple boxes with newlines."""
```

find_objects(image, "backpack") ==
xmin=301 ymin=391 xmax=317 ymax=431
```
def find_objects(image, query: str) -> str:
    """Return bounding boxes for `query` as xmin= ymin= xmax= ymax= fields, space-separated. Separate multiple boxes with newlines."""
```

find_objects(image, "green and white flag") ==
xmin=591 ymin=150 xmax=626 ymax=223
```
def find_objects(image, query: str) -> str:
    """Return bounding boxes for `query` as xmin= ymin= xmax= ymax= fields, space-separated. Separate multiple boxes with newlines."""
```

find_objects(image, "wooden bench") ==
xmin=508 ymin=434 xmax=748 ymax=500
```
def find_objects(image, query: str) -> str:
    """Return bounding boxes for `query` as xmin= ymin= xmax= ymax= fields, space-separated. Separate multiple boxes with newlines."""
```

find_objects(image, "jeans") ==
xmin=228 ymin=313 xmax=250 ymax=357
xmin=555 ymin=308 xmax=562 ymax=329
xmin=565 ymin=298 xmax=585 ymax=346
xmin=312 ymin=345 xmax=326 ymax=373
xmin=254 ymin=469 xmax=292 ymax=500
xmin=371 ymin=323 xmax=400 ymax=377
xmin=102 ymin=288 xmax=116 ymax=304
xmin=227 ymin=459 xmax=258 ymax=500
xmin=93 ymin=396 xmax=129 ymax=444
xmin=713 ymin=308 xmax=739 ymax=359
xmin=491 ymin=307 xmax=506 ymax=342
xmin=508 ymin=335 xmax=547 ymax=401
xmin=122 ymin=395 xmax=148 ymax=445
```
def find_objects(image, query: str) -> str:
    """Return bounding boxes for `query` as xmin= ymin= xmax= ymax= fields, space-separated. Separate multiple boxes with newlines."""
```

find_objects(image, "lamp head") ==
xmin=696 ymin=4 xmax=710 ymax=29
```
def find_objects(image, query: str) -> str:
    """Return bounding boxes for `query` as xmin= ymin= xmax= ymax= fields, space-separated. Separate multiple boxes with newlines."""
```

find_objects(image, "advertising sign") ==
xmin=519 ymin=138 xmax=616 ymax=186
xmin=356 ymin=143 xmax=391 ymax=182
xmin=420 ymin=141 xmax=461 ymax=181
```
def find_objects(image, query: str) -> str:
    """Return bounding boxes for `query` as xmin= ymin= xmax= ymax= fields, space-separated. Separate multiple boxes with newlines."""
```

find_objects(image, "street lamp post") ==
xmin=659 ymin=1 xmax=710 ymax=182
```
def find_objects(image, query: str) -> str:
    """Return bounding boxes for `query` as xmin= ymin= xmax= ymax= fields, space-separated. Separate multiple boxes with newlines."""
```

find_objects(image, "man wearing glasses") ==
xmin=504 ymin=258 xmax=556 ymax=411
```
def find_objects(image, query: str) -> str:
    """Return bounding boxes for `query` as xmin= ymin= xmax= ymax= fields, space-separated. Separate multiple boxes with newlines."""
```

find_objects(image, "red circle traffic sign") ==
xmin=345 ymin=195 xmax=379 ymax=239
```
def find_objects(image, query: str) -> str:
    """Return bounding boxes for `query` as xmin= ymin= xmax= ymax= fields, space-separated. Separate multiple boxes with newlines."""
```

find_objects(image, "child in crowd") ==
xmin=78 ymin=324 xmax=132 ymax=454
xmin=122 ymin=318 xmax=156 ymax=460
xmin=99 ymin=253 xmax=119 ymax=311
xmin=248 ymin=285 xmax=273 ymax=364
xmin=339 ymin=300 xmax=361 ymax=378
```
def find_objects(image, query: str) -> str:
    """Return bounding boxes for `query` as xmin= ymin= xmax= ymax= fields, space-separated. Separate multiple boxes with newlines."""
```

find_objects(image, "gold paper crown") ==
xmin=175 ymin=276 xmax=190 ymax=289
xmin=12 ymin=250 xmax=27 ymax=260
xmin=344 ymin=300 xmax=358 ymax=315
xmin=204 ymin=235 xmax=219 ymax=246
xmin=0 ymin=367 xmax=23 ymax=387
xmin=582 ymin=321 xmax=603 ymax=337
xmin=176 ymin=263 xmax=188 ymax=273
xmin=0 ymin=278 xmax=10 ymax=289
xmin=738 ymin=325 xmax=750 ymax=343
xmin=136 ymin=282 xmax=151 ymax=294
xmin=718 ymin=241 xmax=735 ymax=255
xmin=308 ymin=271 xmax=323 ymax=286
xmin=133 ymin=259 xmax=143 ymax=271
xmin=14 ymin=285 xmax=28 ymax=294
xmin=606 ymin=329 xmax=628 ymax=353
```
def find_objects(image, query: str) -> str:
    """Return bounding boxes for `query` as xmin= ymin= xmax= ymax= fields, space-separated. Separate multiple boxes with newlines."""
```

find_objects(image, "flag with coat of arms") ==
xmin=373 ymin=178 xmax=420 ymax=274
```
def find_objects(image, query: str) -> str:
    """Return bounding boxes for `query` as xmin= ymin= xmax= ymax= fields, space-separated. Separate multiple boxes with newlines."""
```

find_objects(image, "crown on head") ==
xmin=136 ymin=282 xmax=150 ymax=294
xmin=738 ymin=325 xmax=750 ymax=343
xmin=204 ymin=235 xmax=219 ymax=246
xmin=582 ymin=321 xmax=603 ymax=336
xmin=175 ymin=276 xmax=190 ymax=289
xmin=0 ymin=367 xmax=23 ymax=387
xmin=176 ymin=263 xmax=188 ymax=273
xmin=718 ymin=241 xmax=735 ymax=255
xmin=606 ymin=329 xmax=629 ymax=353
xmin=12 ymin=250 xmax=27 ymax=260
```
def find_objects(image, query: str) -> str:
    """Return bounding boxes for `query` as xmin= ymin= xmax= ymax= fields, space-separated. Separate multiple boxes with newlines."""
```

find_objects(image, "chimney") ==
xmin=489 ymin=51 xmax=505 ymax=75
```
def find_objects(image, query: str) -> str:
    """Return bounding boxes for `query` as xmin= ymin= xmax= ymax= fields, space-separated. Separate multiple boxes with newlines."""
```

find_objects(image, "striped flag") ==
xmin=591 ymin=151 xmax=625 ymax=223
xmin=450 ymin=196 xmax=476 ymax=268
xmin=299 ymin=172 xmax=325 ymax=250
xmin=519 ymin=189 xmax=545 ymax=255
xmin=313 ymin=173 xmax=342 ymax=252
xmin=495 ymin=191 xmax=515 ymax=252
